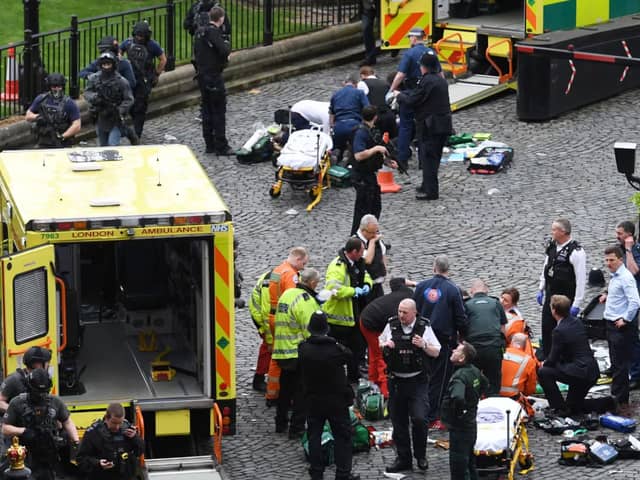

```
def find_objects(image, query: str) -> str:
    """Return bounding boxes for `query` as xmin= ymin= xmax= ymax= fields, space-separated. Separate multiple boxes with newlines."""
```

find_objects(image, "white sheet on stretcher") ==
xmin=277 ymin=129 xmax=333 ymax=169
xmin=474 ymin=397 xmax=523 ymax=453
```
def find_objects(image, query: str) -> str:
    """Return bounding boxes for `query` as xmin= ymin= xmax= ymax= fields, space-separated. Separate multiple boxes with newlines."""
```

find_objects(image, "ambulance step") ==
xmin=457 ymin=74 xmax=501 ymax=86
xmin=145 ymin=455 xmax=224 ymax=480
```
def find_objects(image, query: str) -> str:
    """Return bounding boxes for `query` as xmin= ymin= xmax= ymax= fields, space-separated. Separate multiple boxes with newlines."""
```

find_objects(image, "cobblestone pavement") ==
xmin=119 ymin=53 xmax=640 ymax=479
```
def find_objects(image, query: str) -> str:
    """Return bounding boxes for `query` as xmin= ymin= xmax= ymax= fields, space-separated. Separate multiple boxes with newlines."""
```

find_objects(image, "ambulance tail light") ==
xmin=56 ymin=221 xmax=87 ymax=231
xmin=173 ymin=215 xmax=204 ymax=226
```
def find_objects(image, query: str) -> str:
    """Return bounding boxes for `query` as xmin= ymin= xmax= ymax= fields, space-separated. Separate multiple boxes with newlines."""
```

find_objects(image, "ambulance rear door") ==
xmin=1 ymin=245 xmax=59 ymax=379
xmin=381 ymin=0 xmax=433 ymax=50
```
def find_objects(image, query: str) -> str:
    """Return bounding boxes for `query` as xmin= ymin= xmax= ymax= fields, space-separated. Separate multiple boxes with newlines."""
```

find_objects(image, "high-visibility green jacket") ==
xmin=249 ymin=270 xmax=273 ymax=343
xmin=322 ymin=253 xmax=372 ymax=327
xmin=272 ymin=285 xmax=320 ymax=360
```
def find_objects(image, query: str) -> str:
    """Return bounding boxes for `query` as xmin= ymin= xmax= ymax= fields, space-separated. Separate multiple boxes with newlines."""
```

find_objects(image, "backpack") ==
xmin=236 ymin=135 xmax=273 ymax=164
xmin=127 ymin=41 xmax=151 ymax=79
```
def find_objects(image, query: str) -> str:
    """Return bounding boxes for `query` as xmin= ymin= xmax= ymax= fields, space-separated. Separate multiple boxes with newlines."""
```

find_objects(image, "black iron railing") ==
xmin=0 ymin=0 xmax=359 ymax=120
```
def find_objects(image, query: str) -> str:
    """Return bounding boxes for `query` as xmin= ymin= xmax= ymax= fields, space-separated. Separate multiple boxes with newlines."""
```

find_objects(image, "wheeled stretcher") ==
xmin=474 ymin=397 xmax=534 ymax=479
xmin=268 ymin=129 xmax=332 ymax=212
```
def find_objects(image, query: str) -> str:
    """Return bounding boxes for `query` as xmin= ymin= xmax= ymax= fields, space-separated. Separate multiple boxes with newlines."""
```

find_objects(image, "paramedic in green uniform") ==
xmin=463 ymin=278 xmax=507 ymax=395
xmin=441 ymin=341 xmax=489 ymax=480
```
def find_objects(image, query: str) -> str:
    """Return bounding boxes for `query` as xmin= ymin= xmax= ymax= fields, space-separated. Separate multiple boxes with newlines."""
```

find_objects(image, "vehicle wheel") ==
xmin=269 ymin=186 xmax=281 ymax=198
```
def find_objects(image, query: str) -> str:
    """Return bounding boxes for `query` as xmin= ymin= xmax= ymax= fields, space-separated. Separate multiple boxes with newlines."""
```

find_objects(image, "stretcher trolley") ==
xmin=269 ymin=128 xmax=332 ymax=212
xmin=474 ymin=397 xmax=534 ymax=479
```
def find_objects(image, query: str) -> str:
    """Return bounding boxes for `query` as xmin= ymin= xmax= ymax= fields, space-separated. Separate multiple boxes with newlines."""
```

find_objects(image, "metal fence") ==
xmin=0 ymin=0 xmax=359 ymax=121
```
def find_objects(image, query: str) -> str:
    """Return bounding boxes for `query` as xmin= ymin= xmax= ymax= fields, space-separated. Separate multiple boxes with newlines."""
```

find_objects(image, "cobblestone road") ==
xmin=123 ymin=54 xmax=640 ymax=479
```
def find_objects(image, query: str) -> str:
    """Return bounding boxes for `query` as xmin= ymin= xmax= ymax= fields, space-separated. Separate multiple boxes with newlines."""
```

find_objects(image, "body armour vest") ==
xmin=363 ymin=77 xmax=388 ymax=109
xmin=352 ymin=125 xmax=384 ymax=173
xmin=384 ymin=317 xmax=429 ymax=375
xmin=39 ymin=93 xmax=71 ymax=134
xmin=544 ymin=240 xmax=579 ymax=298
xmin=366 ymin=239 xmax=386 ymax=280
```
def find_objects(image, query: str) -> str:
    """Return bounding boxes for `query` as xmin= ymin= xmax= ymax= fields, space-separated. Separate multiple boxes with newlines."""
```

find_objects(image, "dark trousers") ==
xmin=291 ymin=111 xmax=311 ymax=131
xmin=131 ymin=81 xmax=151 ymax=137
xmin=350 ymin=171 xmax=381 ymax=235
xmin=199 ymin=75 xmax=229 ymax=151
xmin=607 ymin=319 xmax=635 ymax=404
xmin=629 ymin=325 xmax=640 ymax=381
xmin=472 ymin=345 xmax=503 ymax=396
xmin=428 ymin=340 xmax=453 ymax=421
xmin=375 ymin=110 xmax=397 ymax=139
xmin=449 ymin=427 xmax=478 ymax=480
xmin=275 ymin=359 xmax=306 ymax=432
xmin=540 ymin=297 xmax=555 ymax=359
xmin=329 ymin=324 xmax=365 ymax=382
xmin=361 ymin=9 xmax=377 ymax=63
xmin=388 ymin=375 xmax=429 ymax=463
xmin=396 ymin=104 xmax=414 ymax=167
xmin=333 ymin=119 xmax=359 ymax=152
xmin=307 ymin=408 xmax=352 ymax=480
xmin=538 ymin=365 xmax=595 ymax=413
xmin=418 ymin=134 xmax=448 ymax=197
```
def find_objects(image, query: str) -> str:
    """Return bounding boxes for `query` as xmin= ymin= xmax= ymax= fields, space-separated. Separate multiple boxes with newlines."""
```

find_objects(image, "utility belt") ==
xmin=388 ymin=370 xmax=428 ymax=382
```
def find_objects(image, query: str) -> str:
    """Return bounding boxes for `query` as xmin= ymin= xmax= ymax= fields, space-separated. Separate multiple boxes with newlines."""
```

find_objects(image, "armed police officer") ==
xmin=380 ymin=298 xmax=440 ymax=473
xmin=350 ymin=105 xmax=397 ymax=235
xmin=194 ymin=6 xmax=234 ymax=155
xmin=395 ymin=51 xmax=452 ymax=200
xmin=388 ymin=28 xmax=441 ymax=171
xmin=3 ymin=368 xmax=79 ymax=480
xmin=184 ymin=0 xmax=231 ymax=42
xmin=84 ymin=51 xmax=134 ymax=146
xmin=441 ymin=342 xmax=489 ymax=480
xmin=120 ymin=21 xmax=167 ymax=139
xmin=0 ymin=346 xmax=52 ymax=414
xmin=77 ymin=403 xmax=144 ymax=480
xmin=25 ymin=73 xmax=80 ymax=148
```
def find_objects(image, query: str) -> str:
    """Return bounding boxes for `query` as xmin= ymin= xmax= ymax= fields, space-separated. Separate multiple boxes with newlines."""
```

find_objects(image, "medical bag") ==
xmin=236 ymin=135 xmax=274 ymax=164
xmin=600 ymin=414 xmax=637 ymax=433
xmin=589 ymin=441 xmax=618 ymax=464
xmin=301 ymin=422 xmax=334 ymax=466
xmin=467 ymin=146 xmax=514 ymax=174
xmin=328 ymin=165 xmax=351 ymax=188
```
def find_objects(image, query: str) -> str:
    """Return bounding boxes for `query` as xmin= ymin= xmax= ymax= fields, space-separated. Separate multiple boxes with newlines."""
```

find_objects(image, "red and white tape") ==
xmin=620 ymin=40 xmax=632 ymax=82
xmin=565 ymin=60 xmax=576 ymax=95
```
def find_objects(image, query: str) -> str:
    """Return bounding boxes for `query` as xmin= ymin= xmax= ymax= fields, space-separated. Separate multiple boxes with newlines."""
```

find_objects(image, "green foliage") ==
xmin=631 ymin=192 xmax=640 ymax=213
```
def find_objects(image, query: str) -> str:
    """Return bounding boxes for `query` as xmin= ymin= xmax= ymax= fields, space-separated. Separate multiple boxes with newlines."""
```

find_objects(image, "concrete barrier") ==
xmin=0 ymin=22 xmax=363 ymax=149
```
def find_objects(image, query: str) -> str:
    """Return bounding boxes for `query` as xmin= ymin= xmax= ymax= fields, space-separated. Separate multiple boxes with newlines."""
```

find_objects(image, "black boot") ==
xmin=252 ymin=374 xmax=266 ymax=392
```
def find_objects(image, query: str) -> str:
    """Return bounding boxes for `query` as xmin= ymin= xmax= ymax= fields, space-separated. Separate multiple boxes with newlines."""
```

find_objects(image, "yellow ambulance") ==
xmin=0 ymin=145 xmax=235 ymax=478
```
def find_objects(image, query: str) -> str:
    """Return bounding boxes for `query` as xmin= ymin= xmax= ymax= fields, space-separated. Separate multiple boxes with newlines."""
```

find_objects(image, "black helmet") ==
xmin=27 ymin=368 xmax=52 ymax=394
xmin=45 ymin=73 xmax=66 ymax=88
xmin=23 ymin=346 xmax=52 ymax=369
xmin=588 ymin=268 xmax=605 ymax=287
xmin=97 ymin=35 xmax=118 ymax=54
xmin=98 ymin=51 xmax=117 ymax=68
xmin=132 ymin=21 xmax=151 ymax=39
xmin=419 ymin=51 xmax=439 ymax=70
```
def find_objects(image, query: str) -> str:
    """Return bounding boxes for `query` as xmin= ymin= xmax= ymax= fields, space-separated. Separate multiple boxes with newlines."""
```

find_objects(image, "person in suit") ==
xmin=537 ymin=294 xmax=599 ymax=416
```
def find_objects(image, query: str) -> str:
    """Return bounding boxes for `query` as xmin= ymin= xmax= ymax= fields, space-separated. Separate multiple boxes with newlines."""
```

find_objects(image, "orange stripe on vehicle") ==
xmin=526 ymin=5 xmax=537 ymax=31
xmin=214 ymin=246 xmax=229 ymax=287
xmin=388 ymin=13 xmax=425 ymax=46
xmin=216 ymin=348 xmax=231 ymax=386
xmin=384 ymin=14 xmax=393 ymax=27
xmin=215 ymin=297 xmax=230 ymax=338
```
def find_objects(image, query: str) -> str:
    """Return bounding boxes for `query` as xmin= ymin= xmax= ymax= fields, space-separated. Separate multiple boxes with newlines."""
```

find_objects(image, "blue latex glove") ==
xmin=354 ymin=286 xmax=369 ymax=298
xmin=570 ymin=306 xmax=580 ymax=317
xmin=360 ymin=284 xmax=371 ymax=296
xmin=536 ymin=290 xmax=544 ymax=306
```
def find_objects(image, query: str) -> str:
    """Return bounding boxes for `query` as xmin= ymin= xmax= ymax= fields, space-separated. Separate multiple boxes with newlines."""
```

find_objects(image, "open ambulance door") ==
xmin=1 ymin=245 xmax=59 ymax=384
xmin=380 ymin=0 xmax=433 ymax=50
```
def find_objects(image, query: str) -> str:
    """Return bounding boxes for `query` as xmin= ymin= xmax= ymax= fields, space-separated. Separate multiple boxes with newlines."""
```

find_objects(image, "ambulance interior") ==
xmin=54 ymin=237 xmax=211 ymax=405
xmin=436 ymin=0 xmax=524 ymax=35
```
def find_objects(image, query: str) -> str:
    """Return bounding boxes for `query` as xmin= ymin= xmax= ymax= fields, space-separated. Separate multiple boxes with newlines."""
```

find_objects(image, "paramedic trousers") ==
xmin=388 ymin=375 xmax=428 ymax=464
xmin=472 ymin=345 xmax=503 ymax=396
xmin=275 ymin=359 xmax=306 ymax=434
xmin=255 ymin=317 xmax=275 ymax=376
xmin=350 ymin=170 xmax=381 ymax=235
xmin=359 ymin=321 xmax=388 ymax=397
xmin=449 ymin=426 xmax=478 ymax=480
xmin=307 ymin=408 xmax=352 ymax=480
xmin=418 ymin=133 xmax=448 ymax=198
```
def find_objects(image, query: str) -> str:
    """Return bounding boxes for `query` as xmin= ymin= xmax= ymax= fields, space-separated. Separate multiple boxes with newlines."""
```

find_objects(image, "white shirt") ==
xmin=290 ymin=100 xmax=331 ymax=134
xmin=356 ymin=75 xmax=378 ymax=97
xmin=379 ymin=319 xmax=441 ymax=377
xmin=538 ymin=237 xmax=587 ymax=308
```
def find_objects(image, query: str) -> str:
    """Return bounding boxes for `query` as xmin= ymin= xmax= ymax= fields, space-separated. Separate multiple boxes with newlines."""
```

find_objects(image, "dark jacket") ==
xmin=545 ymin=315 xmax=599 ymax=381
xmin=360 ymin=287 xmax=413 ymax=332
xmin=397 ymin=72 xmax=452 ymax=136
xmin=194 ymin=23 xmax=230 ymax=79
xmin=441 ymin=363 xmax=488 ymax=431
xmin=77 ymin=419 xmax=145 ymax=480
xmin=414 ymin=274 xmax=468 ymax=345
xmin=464 ymin=292 xmax=507 ymax=348
xmin=298 ymin=335 xmax=354 ymax=415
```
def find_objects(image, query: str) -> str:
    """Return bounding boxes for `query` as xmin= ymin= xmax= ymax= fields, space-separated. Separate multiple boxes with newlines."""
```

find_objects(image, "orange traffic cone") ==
xmin=377 ymin=169 xmax=401 ymax=193
xmin=0 ymin=46 xmax=19 ymax=101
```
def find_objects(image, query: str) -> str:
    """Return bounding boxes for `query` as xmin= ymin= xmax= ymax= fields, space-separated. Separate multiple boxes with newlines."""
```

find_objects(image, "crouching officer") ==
xmin=380 ymin=298 xmax=440 ymax=473
xmin=77 ymin=403 xmax=144 ymax=480
xmin=3 ymin=368 xmax=80 ymax=480
xmin=25 ymin=73 xmax=81 ymax=148
xmin=441 ymin=342 xmax=489 ymax=480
